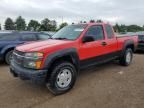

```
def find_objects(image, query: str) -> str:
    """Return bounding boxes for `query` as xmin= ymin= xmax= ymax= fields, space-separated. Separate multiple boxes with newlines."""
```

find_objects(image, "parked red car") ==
xmin=10 ymin=23 xmax=138 ymax=95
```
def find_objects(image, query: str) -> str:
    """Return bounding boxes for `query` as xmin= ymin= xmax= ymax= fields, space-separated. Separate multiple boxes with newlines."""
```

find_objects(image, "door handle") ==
xmin=101 ymin=42 xmax=107 ymax=46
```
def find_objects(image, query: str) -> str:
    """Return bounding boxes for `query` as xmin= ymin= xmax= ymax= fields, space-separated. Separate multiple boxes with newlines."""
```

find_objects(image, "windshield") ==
xmin=52 ymin=24 xmax=87 ymax=40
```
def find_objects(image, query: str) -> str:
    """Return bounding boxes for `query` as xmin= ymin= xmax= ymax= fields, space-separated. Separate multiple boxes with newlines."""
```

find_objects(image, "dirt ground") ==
xmin=0 ymin=53 xmax=144 ymax=108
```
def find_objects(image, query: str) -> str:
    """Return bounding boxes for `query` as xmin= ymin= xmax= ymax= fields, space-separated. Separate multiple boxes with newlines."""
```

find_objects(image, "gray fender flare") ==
xmin=121 ymin=39 xmax=135 ymax=56
xmin=43 ymin=48 xmax=80 ymax=72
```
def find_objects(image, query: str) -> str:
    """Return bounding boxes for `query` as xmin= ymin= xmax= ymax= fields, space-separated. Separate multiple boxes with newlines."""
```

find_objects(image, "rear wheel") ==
xmin=5 ymin=50 xmax=13 ymax=65
xmin=119 ymin=48 xmax=133 ymax=66
xmin=46 ymin=61 xmax=77 ymax=95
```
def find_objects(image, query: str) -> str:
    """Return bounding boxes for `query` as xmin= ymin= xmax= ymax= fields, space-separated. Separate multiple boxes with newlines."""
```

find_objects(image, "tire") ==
xmin=5 ymin=50 xmax=13 ymax=65
xmin=119 ymin=48 xmax=133 ymax=66
xmin=46 ymin=61 xmax=77 ymax=95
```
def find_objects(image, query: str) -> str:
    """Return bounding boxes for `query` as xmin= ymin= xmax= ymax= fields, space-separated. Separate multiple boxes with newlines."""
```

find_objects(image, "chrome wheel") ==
xmin=126 ymin=51 xmax=132 ymax=64
xmin=56 ymin=69 xmax=72 ymax=88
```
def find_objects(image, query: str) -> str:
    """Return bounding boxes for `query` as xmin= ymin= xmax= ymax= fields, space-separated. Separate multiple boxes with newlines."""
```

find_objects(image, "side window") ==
xmin=105 ymin=25 xmax=114 ymax=39
xmin=0 ymin=33 xmax=18 ymax=41
xmin=85 ymin=25 xmax=104 ymax=41
xmin=21 ymin=33 xmax=37 ymax=41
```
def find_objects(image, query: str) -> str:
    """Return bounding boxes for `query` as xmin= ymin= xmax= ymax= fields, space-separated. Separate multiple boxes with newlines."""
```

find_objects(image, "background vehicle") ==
xmin=134 ymin=32 xmax=144 ymax=51
xmin=125 ymin=32 xmax=144 ymax=51
xmin=10 ymin=23 xmax=138 ymax=95
xmin=42 ymin=31 xmax=56 ymax=36
xmin=0 ymin=31 xmax=51 ymax=64
xmin=137 ymin=35 xmax=144 ymax=51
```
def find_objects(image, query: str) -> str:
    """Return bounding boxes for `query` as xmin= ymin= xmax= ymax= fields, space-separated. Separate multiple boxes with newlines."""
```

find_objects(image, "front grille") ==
xmin=13 ymin=50 xmax=25 ymax=66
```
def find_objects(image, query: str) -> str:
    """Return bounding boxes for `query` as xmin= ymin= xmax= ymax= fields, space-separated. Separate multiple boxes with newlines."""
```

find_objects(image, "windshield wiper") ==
xmin=53 ymin=37 xmax=68 ymax=40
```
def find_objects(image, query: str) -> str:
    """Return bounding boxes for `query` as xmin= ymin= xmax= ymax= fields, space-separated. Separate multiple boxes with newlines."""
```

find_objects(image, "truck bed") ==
xmin=116 ymin=35 xmax=138 ymax=51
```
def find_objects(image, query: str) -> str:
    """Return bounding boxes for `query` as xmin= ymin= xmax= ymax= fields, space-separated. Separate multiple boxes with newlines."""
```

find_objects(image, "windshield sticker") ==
xmin=74 ymin=28 xmax=84 ymax=31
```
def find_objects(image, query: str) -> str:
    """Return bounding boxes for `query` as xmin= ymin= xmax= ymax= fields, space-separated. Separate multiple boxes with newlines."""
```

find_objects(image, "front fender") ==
xmin=43 ymin=48 xmax=80 ymax=71
xmin=1 ymin=45 xmax=17 ymax=55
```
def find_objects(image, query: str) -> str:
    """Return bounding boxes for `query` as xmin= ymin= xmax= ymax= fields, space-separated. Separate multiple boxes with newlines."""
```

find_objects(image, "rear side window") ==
xmin=105 ymin=25 xmax=114 ymax=39
xmin=0 ymin=33 xmax=18 ymax=41
xmin=21 ymin=33 xmax=37 ymax=41
xmin=85 ymin=25 xmax=104 ymax=41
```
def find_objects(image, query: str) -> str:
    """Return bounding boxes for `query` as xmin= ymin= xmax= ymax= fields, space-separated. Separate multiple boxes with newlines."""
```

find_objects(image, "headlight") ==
xmin=24 ymin=60 xmax=42 ymax=69
xmin=23 ymin=52 xmax=44 ymax=69
xmin=25 ymin=52 xmax=43 ymax=59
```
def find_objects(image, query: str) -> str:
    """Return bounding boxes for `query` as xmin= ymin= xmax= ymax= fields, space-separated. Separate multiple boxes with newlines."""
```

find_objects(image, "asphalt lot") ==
xmin=0 ymin=53 xmax=144 ymax=108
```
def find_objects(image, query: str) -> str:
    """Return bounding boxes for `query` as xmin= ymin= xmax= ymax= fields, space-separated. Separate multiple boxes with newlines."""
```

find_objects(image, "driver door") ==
xmin=79 ymin=25 xmax=108 ymax=67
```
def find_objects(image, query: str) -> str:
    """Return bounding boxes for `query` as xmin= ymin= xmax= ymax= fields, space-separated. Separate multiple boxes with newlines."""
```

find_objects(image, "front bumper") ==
xmin=10 ymin=60 xmax=47 ymax=84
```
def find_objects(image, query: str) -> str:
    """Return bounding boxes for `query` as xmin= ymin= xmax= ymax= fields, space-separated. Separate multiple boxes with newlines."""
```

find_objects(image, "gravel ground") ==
xmin=0 ymin=54 xmax=144 ymax=108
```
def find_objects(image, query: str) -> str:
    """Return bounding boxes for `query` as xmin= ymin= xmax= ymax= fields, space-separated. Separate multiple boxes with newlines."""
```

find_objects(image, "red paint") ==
xmin=16 ymin=23 xmax=138 ymax=68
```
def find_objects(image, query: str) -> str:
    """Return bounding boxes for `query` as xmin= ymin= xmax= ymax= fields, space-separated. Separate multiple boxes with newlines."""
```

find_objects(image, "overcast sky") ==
xmin=0 ymin=0 xmax=144 ymax=27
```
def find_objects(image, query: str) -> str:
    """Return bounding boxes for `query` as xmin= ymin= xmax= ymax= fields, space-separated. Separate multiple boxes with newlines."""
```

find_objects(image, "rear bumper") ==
xmin=10 ymin=61 xmax=47 ymax=84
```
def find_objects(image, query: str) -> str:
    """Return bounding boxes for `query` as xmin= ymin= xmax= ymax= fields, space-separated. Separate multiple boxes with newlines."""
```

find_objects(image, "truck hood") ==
xmin=16 ymin=39 xmax=74 ymax=52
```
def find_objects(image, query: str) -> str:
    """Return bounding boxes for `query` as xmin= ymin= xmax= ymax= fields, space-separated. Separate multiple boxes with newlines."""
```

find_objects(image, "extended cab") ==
xmin=10 ymin=23 xmax=138 ymax=95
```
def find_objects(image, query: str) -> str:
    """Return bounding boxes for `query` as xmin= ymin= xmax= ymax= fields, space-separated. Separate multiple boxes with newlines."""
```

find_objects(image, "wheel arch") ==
xmin=4 ymin=47 xmax=14 ymax=54
xmin=43 ymin=48 xmax=80 ymax=80
xmin=1 ymin=45 xmax=16 ymax=56
xmin=3 ymin=46 xmax=15 ymax=60
xmin=123 ymin=39 xmax=135 ymax=52
xmin=120 ymin=39 xmax=135 ymax=57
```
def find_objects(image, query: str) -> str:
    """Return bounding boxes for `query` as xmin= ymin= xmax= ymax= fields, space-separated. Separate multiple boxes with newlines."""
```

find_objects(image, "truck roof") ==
xmin=75 ymin=22 xmax=110 ymax=26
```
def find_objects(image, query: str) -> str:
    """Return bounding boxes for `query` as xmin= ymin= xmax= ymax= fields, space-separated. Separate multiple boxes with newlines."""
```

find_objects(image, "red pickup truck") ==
xmin=10 ymin=23 xmax=138 ymax=95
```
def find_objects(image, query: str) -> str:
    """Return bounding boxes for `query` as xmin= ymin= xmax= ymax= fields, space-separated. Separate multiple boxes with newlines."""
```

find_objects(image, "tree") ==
xmin=48 ymin=24 xmax=56 ymax=31
xmin=142 ymin=25 xmax=144 ymax=31
xmin=113 ymin=23 xmax=143 ymax=33
xmin=58 ymin=22 xmax=68 ymax=30
xmin=120 ymin=24 xmax=127 ymax=33
xmin=113 ymin=23 xmax=120 ymax=32
xmin=27 ymin=20 xmax=40 ymax=31
xmin=127 ymin=25 xmax=142 ymax=32
xmin=49 ymin=20 xmax=57 ymax=31
xmin=83 ymin=21 xmax=87 ymax=23
xmin=15 ymin=16 xmax=26 ymax=31
xmin=90 ymin=20 xmax=95 ymax=23
xmin=39 ymin=18 xmax=51 ymax=31
xmin=4 ymin=17 xmax=15 ymax=30
xmin=96 ymin=19 xmax=103 ymax=23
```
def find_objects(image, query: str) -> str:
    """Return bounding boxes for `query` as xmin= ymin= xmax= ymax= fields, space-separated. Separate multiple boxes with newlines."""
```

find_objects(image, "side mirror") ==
xmin=82 ymin=36 xmax=95 ymax=43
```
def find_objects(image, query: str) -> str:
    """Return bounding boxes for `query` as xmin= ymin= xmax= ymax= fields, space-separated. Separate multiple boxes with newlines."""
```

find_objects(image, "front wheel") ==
xmin=46 ymin=61 xmax=77 ymax=95
xmin=119 ymin=48 xmax=133 ymax=66
xmin=5 ymin=50 xmax=13 ymax=65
